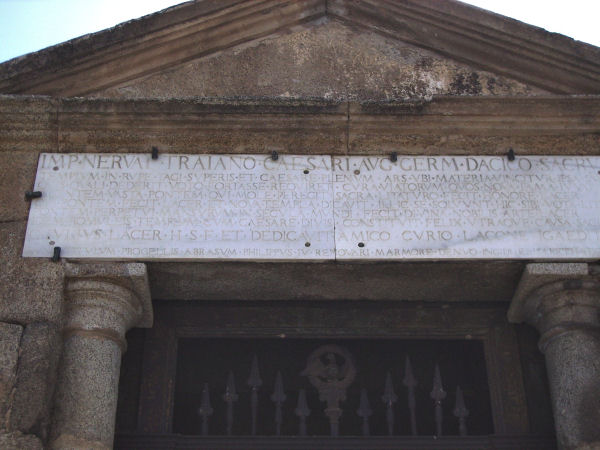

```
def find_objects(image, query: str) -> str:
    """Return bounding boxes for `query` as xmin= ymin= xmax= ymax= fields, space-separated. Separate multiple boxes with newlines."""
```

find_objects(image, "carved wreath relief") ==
xmin=301 ymin=344 xmax=356 ymax=436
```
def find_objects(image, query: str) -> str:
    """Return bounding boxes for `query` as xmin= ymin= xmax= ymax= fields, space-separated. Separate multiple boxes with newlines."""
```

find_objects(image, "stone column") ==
xmin=509 ymin=263 xmax=600 ymax=450
xmin=50 ymin=263 xmax=152 ymax=450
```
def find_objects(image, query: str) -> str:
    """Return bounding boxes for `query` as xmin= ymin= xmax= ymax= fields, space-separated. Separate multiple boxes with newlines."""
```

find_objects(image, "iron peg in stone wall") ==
xmin=25 ymin=191 xmax=42 ymax=200
xmin=52 ymin=246 xmax=61 ymax=262
xmin=271 ymin=151 xmax=279 ymax=161
xmin=390 ymin=152 xmax=398 ymax=162
xmin=151 ymin=146 xmax=159 ymax=159
xmin=507 ymin=148 xmax=515 ymax=161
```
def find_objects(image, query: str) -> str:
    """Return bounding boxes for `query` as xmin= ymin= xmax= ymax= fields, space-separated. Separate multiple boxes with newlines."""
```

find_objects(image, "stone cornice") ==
xmin=0 ymin=0 xmax=325 ymax=96
xmin=0 ymin=0 xmax=599 ymax=96
xmin=329 ymin=0 xmax=600 ymax=94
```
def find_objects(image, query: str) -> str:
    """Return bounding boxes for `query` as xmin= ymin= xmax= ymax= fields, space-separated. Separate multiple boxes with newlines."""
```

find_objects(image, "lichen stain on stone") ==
xmin=94 ymin=20 xmax=547 ymax=100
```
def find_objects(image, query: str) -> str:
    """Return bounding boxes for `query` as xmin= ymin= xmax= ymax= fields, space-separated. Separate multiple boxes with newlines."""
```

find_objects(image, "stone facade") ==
xmin=1 ymin=1 xmax=600 ymax=449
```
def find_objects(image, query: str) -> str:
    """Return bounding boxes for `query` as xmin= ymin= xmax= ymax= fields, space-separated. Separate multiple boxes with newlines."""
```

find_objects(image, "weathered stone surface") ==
xmin=50 ymin=336 xmax=121 ymax=450
xmin=0 ymin=96 xmax=57 ymax=153
xmin=348 ymin=97 xmax=600 ymax=155
xmin=64 ymin=262 xmax=152 ymax=329
xmin=1 ymin=1 xmax=598 ymax=96
xmin=0 ymin=431 xmax=43 ymax=450
xmin=508 ymin=263 xmax=591 ymax=323
xmin=0 ymin=221 xmax=64 ymax=324
xmin=148 ymin=260 xmax=525 ymax=302
xmin=51 ymin=263 xmax=152 ymax=449
xmin=3 ymin=95 xmax=598 ymax=159
xmin=96 ymin=21 xmax=544 ymax=100
xmin=544 ymin=324 xmax=600 ymax=450
xmin=0 ymin=96 xmax=56 ymax=223
xmin=57 ymin=97 xmax=347 ymax=154
xmin=49 ymin=96 xmax=600 ymax=156
xmin=509 ymin=263 xmax=600 ymax=449
xmin=0 ymin=323 xmax=22 ymax=429
xmin=0 ymin=151 xmax=43 ymax=224
xmin=9 ymin=323 xmax=61 ymax=440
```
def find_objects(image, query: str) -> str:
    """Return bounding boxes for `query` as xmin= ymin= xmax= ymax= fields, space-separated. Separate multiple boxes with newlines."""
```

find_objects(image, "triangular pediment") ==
xmin=1 ymin=0 xmax=599 ymax=97
xmin=93 ymin=19 xmax=544 ymax=100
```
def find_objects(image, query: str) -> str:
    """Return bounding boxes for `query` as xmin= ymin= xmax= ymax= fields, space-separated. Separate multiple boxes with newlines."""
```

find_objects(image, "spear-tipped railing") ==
xmin=357 ymin=388 xmax=373 ymax=436
xmin=294 ymin=389 xmax=311 ymax=436
xmin=247 ymin=355 xmax=263 ymax=436
xmin=453 ymin=385 xmax=469 ymax=436
xmin=197 ymin=383 xmax=213 ymax=436
xmin=430 ymin=364 xmax=447 ymax=437
xmin=382 ymin=371 xmax=398 ymax=436
xmin=222 ymin=371 xmax=238 ymax=436
xmin=271 ymin=371 xmax=286 ymax=436
xmin=402 ymin=355 xmax=418 ymax=436
xmin=194 ymin=348 xmax=473 ymax=437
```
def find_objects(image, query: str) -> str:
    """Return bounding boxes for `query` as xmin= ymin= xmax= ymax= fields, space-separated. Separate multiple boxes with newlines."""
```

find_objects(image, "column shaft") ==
xmin=509 ymin=264 xmax=600 ymax=450
xmin=49 ymin=263 xmax=152 ymax=450
xmin=51 ymin=336 xmax=121 ymax=449
xmin=544 ymin=329 xmax=600 ymax=449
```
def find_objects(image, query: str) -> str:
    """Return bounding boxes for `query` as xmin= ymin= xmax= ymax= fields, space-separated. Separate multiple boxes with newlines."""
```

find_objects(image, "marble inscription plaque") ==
xmin=23 ymin=154 xmax=335 ymax=260
xmin=23 ymin=154 xmax=600 ymax=260
xmin=333 ymin=156 xmax=600 ymax=260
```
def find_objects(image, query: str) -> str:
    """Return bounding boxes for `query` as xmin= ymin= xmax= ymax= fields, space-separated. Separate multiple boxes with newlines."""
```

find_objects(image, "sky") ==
xmin=0 ymin=0 xmax=599 ymax=64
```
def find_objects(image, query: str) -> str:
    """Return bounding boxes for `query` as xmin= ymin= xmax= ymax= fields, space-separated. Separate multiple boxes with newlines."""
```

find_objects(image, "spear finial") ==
xmin=247 ymin=355 xmax=262 ymax=435
xmin=403 ymin=356 xmax=417 ymax=388
xmin=223 ymin=371 xmax=238 ymax=436
xmin=248 ymin=355 xmax=263 ymax=388
xmin=295 ymin=389 xmax=310 ymax=436
xmin=382 ymin=371 xmax=398 ymax=435
xmin=403 ymin=356 xmax=418 ymax=435
xmin=430 ymin=364 xmax=446 ymax=437
xmin=357 ymin=388 xmax=373 ymax=436
xmin=453 ymin=385 xmax=469 ymax=436
xmin=197 ymin=383 xmax=213 ymax=436
xmin=271 ymin=371 xmax=286 ymax=435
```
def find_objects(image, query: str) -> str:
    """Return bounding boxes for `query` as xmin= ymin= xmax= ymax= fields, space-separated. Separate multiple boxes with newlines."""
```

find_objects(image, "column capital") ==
xmin=63 ymin=262 xmax=153 ymax=350
xmin=508 ymin=263 xmax=600 ymax=351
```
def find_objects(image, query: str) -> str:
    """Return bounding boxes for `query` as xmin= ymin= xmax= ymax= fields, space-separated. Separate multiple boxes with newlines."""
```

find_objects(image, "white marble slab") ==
xmin=23 ymin=154 xmax=600 ymax=261
xmin=333 ymin=156 xmax=600 ymax=260
xmin=23 ymin=154 xmax=335 ymax=260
